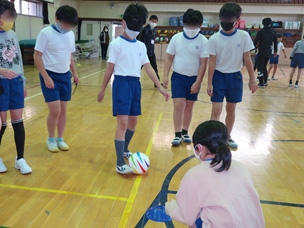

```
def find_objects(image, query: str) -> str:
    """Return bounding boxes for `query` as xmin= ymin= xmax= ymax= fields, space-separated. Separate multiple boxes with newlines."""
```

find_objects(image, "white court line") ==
xmin=24 ymin=70 xmax=104 ymax=101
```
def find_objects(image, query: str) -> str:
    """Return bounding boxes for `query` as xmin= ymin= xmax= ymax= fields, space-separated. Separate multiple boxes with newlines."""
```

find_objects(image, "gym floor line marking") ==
xmin=24 ymin=70 xmax=104 ymax=101
xmin=0 ymin=183 xmax=128 ymax=202
xmin=118 ymin=112 xmax=163 ymax=228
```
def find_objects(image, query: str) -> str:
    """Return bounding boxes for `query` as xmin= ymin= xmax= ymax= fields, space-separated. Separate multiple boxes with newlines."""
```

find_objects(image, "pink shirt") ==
xmin=165 ymin=160 xmax=265 ymax=228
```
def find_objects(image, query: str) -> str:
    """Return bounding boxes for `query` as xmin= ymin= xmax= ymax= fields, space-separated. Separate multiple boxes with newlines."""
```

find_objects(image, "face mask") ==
xmin=105 ymin=29 xmax=108 ymax=32
xmin=0 ymin=19 xmax=14 ymax=32
xmin=150 ymin=22 xmax=157 ymax=29
xmin=183 ymin=28 xmax=200 ymax=38
xmin=55 ymin=23 xmax=70 ymax=34
xmin=193 ymin=149 xmax=202 ymax=162
xmin=220 ymin=22 xmax=235 ymax=31
xmin=125 ymin=27 xmax=140 ymax=40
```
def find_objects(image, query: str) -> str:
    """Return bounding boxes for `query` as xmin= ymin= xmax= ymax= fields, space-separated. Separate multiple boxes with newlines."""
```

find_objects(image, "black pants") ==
xmin=148 ymin=54 xmax=160 ymax=81
xmin=100 ymin=43 xmax=108 ymax=59
xmin=256 ymin=52 xmax=270 ymax=84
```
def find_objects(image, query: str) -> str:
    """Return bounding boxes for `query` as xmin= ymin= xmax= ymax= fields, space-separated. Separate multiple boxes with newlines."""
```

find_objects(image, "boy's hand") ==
xmin=159 ymin=87 xmax=169 ymax=101
xmin=249 ymin=81 xmax=258 ymax=93
xmin=73 ymin=74 xmax=79 ymax=85
xmin=97 ymin=90 xmax=105 ymax=102
xmin=0 ymin=69 xmax=17 ymax=79
xmin=284 ymin=54 xmax=287 ymax=59
xmin=163 ymin=76 xmax=169 ymax=89
xmin=190 ymin=82 xmax=201 ymax=94
xmin=44 ymin=76 xmax=54 ymax=89
xmin=24 ymin=88 xmax=27 ymax=98
xmin=207 ymin=84 xmax=213 ymax=97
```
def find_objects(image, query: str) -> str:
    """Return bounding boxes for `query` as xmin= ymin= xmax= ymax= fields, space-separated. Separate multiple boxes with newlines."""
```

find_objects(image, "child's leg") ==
xmin=295 ymin=68 xmax=302 ymax=85
xmin=289 ymin=67 xmax=296 ymax=83
xmin=182 ymin=100 xmax=195 ymax=132
xmin=0 ymin=112 xmax=7 ymax=145
xmin=273 ymin=64 xmax=278 ymax=76
xmin=115 ymin=115 xmax=129 ymax=166
xmin=10 ymin=109 xmax=25 ymax=160
xmin=225 ymin=102 xmax=237 ymax=138
xmin=173 ymin=98 xmax=186 ymax=136
xmin=46 ymin=101 xmax=61 ymax=138
xmin=210 ymin=102 xmax=223 ymax=121
xmin=268 ymin=64 xmax=273 ymax=76
xmin=124 ymin=116 xmax=137 ymax=153
xmin=57 ymin=101 xmax=68 ymax=138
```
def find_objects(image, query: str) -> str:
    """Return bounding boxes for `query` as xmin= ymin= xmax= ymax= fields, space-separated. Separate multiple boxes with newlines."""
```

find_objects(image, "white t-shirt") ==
xmin=271 ymin=42 xmax=285 ymax=55
xmin=108 ymin=36 xmax=149 ymax=77
xmin=207 ymin=29 xmax=254 ymax=73
xmin=166 ymin=32 xmax=209 ymax=76
xmin=35 ymin=25 xmax=75 ymax=73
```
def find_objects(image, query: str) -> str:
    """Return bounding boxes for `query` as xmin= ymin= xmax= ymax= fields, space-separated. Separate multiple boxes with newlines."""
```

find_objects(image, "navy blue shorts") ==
xmin=171 ymin=71 xmax=198 ymax=101
xmin=40 ymin=70 xmax=72 ymax=103
xmin=0 ymin=76 xmax=24 ymax=111
xmin=212 ymin=70 xmax=243 ymax=103
xmin=112 ymin=75 xmax=141 ymax=116
xmin=290 ymin=54 xmax=304 ymax=69
xmin=269 ymin=54 xmax=279 ymax=64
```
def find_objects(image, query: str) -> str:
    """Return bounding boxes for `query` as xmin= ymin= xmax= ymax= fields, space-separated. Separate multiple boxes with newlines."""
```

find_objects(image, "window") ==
xmin=14 ymin=0 xmax=42 ymax=17
xmin=86 ymin=24 xmax=93 ymax=36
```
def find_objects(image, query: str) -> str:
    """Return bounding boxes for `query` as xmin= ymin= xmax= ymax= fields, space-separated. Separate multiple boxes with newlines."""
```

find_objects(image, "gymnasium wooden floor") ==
xmin=0 ymin=58 xmax=303 ymax=228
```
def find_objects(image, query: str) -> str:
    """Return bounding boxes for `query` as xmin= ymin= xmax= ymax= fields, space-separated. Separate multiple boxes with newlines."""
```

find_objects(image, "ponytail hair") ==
xmin=192 ymin=120 xmax=232 ymax=172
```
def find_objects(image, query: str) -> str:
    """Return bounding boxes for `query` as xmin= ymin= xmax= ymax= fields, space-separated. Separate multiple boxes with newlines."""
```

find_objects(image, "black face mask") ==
xmin=220 ymin=22 xmax=235 ymax=31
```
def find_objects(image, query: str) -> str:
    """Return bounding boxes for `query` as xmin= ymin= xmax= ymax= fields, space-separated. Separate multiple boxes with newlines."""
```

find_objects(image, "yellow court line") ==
xmin=0 ymin=183 xmax=128 ymax=202
xmin=118 ymin=112 xmax=163 ymax=227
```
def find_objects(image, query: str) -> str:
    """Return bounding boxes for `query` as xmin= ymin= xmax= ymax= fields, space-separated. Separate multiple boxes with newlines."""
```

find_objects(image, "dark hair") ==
xmin=123 ymin=3 xmax=148 ymax=32
xmin=0 ymin=0 xmax=17 ymax=19
xmin=219 ymin=2 xmax=242 ymax=19
xmin=277 ymin=34 xmax=283 ymax=38
xmin=262 ymin=17 xmax=272 ymax=27
xmin=192 ymin=120 xmax=231 ymax=172
xmin=149 ymin=15 xmax=158 ymax=21
xmin=103 ymin=26 xmax=109 ymax=31
xmin=56 ymin=5 xmax=78 ymax=26
xmin=183 ymin=9 xmax=203 ymax=26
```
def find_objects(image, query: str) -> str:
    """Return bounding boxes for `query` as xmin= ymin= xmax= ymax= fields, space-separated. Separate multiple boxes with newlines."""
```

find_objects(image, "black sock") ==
xmin=175 ymin=132 xmax=182 ymax=138
xmin=12 ymin=120 xmax=25 ymax=160
xmin=0 ymin=123 xmax=7 ymax=145
xmin=295 ymin=81 xmax=299 ymax=85
xmin=182 ymin=129 xmax=188 ymax=136
xmin=290 ymin=79 xmax=292 ymax=84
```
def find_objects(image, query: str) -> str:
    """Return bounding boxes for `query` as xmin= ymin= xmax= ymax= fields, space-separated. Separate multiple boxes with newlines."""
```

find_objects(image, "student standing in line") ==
xmin=288 ymin=36 xmax=304 ymax=88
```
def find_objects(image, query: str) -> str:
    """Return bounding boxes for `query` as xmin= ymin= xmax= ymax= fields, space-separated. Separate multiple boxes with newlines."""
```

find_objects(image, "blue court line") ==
xmin=135 ymin=153 xmax=304 ymax=228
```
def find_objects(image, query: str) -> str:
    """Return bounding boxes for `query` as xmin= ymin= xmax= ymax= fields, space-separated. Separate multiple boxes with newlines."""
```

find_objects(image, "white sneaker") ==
xmin=271 ymin=77 xmax=278 ymax=80
xmin=288 ymin=83 xmax=293 ymax=87
xmin=123 ymin=151 xmax=133 ymax=159
xmin=181 ymin=134 xmax=192 ymax=143
xmin=171 ymin=137 xmax=182 ymax=145
xmin=227 ymin=138 xmax=238 ymax=149
xmin=57 ymin=140 xmax=69 ymax=151
xmin=15 ymin=158 xmax=32 ymax=175
xmin=116 ymin=164 xmax=133 ymax=174
xmin=47 ymin=140 xmax=59 ymax=152
xmin=294 ymin=84 xmax=300 ymax=88
xmin=0 ymin=158 xmax=7 ymax=173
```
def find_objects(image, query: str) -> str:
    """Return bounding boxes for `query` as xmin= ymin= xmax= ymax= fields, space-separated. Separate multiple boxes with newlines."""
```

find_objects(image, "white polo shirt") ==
xmin=271 ymin=42 xmax=285 ymax=55
xmin=35 ymin=25 xmax=75 ymax=73
xmin=207 ymin=29 xmax=254 ymax=73
xmin=166 ymin=32 xmax=209 ymax=76
xmin=108 ymin=36 xmax=149 ymax=77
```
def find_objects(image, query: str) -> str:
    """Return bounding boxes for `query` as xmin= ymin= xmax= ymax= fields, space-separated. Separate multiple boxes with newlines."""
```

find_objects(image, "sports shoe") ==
xmin=47 ymin=140 xmax=59 ymax=152
xmin=288 ymin=83 xmax=293 ymax=87
xmin=15 ymin=158 xmax=32 ymax=175
xmin=171 ymin=137 xmax=182 ymax=145
xmin=123 ymin=151 xmax=133 ymax=159
xmin=264 ymin=82 xmax=269 ymax=86
xmin=258 ymin=83 xmax=265 ymax=88
xmin=271 ymin=77 xmax=278 ymax=80
xmin=227 ymin=138 xmax=238 ymax=149
xmin=57 ymin=140 xmax=69 ymax=151
xmin=116 ymin=164 xmax=133 ymax=174
xmin=294 ymin=84 xmax=300 ymax=88
xmin=0 ymin=158 xmax=7 ymax=173
xmin=181 ymin=134 xmax=192 ymax=143
xmin=267 ymin=77 xmax=270 ymax=81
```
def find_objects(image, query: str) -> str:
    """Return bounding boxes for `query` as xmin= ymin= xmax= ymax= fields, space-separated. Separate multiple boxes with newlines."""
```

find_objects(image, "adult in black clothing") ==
xmin=254 ymin=18 xmax=277 ymax=88
xmin=138 ymin=15 xmax=161 ymax=87
xmin=99 ymin=26 xmax=110 ymax=60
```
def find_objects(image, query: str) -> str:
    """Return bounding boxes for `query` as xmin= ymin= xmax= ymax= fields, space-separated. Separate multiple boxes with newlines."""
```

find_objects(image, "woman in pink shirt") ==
xmin=165 ymin=120 xmax=265 ymax=228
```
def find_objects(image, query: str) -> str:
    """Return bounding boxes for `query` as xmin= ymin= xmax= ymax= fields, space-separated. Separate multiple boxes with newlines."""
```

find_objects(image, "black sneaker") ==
xmin=258 ymin=83 xmax=265 ymax=88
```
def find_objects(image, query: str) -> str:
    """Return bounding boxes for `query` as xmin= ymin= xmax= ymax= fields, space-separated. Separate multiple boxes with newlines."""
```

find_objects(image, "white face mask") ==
xmin=183 ymin=27 xmax=200 ymax=38
xmin=193 ymin=149 xmax=202 ymax=162
xmin=150 ymin=22 xmax=157 ymax=29
xmin=125 ymin=27 xmax=140 ymax=40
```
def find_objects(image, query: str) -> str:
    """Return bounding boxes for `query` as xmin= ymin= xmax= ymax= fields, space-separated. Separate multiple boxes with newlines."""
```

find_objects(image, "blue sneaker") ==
xmin=171 ymin=137 xmax=182 ymax=145
xmin=181 ymin=134 xmax=192 ymax=143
